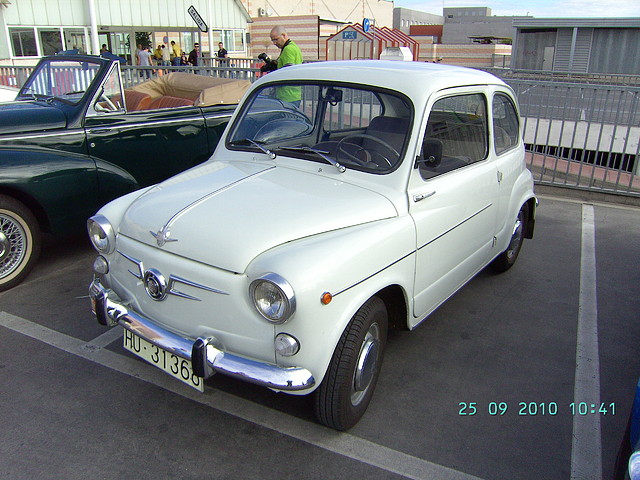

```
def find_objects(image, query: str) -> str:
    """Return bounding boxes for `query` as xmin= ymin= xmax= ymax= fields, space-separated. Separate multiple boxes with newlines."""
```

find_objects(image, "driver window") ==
xmin=418 ymin=93 xmax=488 ymax=180
xmin=89 ymin=66 xmax=124 ymax=115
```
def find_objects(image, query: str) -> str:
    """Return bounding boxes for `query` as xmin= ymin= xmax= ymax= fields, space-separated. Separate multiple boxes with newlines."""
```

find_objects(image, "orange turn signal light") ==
xmin=321 ymin=292 xmax=333 ymax=305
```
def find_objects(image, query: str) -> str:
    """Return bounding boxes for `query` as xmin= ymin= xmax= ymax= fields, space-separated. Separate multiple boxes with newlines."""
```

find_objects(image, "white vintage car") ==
xmin=0 ymin=84 xmax=18 ymax=102
xmin=88 ymin=60 xmax=536 ymax=430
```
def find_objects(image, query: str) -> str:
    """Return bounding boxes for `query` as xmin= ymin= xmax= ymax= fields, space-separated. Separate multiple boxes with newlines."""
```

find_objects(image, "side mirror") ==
xmin=323 ymin=88 xmax=343 ymax=104
xmin=415 ymin=138 xmax=443 ymax=168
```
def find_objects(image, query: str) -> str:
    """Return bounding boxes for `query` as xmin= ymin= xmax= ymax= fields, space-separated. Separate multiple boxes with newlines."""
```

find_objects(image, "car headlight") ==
xmin=249 ymin=273 xmax=296 ymax=324
xmin=87 ymin=214 xmax=116 ymax=254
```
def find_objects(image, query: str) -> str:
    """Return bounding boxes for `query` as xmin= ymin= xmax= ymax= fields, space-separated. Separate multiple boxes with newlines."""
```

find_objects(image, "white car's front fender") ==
xmin=246 ymin=216 xmax=416 ymax=393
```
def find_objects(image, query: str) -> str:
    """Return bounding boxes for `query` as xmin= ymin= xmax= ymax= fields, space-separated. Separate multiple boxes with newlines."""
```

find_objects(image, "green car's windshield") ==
xmin=19 ymin=59 xmax=102 ymax=105
xmin=228 ymin=82 xmax=413 ymax=174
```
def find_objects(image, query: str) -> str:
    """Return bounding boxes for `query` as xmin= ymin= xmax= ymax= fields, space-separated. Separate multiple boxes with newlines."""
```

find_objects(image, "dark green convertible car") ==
xmin=0 ymin=55 xmax=248 ymax=290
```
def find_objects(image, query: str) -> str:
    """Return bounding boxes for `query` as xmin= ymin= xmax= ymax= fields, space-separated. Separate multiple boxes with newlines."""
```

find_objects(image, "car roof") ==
xmin=256 ymin=60 xmax=509 ymax=101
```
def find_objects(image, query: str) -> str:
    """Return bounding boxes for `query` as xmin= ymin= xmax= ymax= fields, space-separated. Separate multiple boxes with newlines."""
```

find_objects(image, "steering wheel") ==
xmin=336 ymin=134 xmax=400 ymax=168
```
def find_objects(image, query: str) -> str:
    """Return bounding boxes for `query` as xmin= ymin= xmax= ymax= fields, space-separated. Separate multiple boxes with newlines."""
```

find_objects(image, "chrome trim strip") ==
xmin=0 ymin=129 xmax=84 ymax=143
xmin=417 ymin=203 xmax=493 ymax=251
xmin=332 ymin=203 xmax=494 ymax=298
xmin=333 ymin=250 xmax=414 ymax=297
xmin=94 ymin=116 xmax=206 ymax=130
xmin=0 ymin=114 xmax=231 ymax=143
xmin=117 ymin=250 xmax=144 ymax=279
xmin=153 ymin=166 xmax=275 ymax=240
xmin=169 ymin=274 xmax=230 ymax=298
xmin=89 ymin=279 xmax=315 ymax=391
xmin=116 ymin=250 xmax=229 ymax=299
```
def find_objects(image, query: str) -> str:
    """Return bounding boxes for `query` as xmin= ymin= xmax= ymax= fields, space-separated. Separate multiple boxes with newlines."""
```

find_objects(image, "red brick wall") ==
xmin=249 ymin=16 xmax=320 ymax=61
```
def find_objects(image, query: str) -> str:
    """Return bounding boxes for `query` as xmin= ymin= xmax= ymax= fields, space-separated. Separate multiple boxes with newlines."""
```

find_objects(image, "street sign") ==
xmin=188 ymin=5 xmax=208 ymax=33
xmin=343 ymin=31 xmax=357 ymax=40
xmin=363 ymin=18 xmax=371 ymax=32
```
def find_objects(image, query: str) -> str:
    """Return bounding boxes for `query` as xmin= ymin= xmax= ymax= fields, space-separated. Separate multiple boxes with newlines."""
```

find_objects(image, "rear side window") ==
xmin=492 ymin=94 xmax=520 ymax=155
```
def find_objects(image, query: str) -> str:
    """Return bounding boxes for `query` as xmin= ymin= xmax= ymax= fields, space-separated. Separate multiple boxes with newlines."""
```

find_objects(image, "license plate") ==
xmin=123 ymin=329 xmax=204 ymax=392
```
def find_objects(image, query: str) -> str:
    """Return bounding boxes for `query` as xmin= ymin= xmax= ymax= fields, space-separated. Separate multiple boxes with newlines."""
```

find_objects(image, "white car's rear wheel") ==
xmin=491 ymin=203 xmax=529 ymax=273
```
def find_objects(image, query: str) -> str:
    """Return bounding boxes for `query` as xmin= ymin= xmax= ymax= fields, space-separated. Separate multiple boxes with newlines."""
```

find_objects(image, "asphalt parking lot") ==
xmin=1 ymin=193 xmax=639 ymax=480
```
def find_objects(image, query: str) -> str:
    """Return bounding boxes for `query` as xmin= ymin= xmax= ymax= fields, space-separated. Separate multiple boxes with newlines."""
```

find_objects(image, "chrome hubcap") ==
xmin=0 ymin=213 xmax=27 ymax=278
xmin=351 ymin=322 xmax=381 ymax=406
xmin=506 ymin=212 xmax=524 ymax=260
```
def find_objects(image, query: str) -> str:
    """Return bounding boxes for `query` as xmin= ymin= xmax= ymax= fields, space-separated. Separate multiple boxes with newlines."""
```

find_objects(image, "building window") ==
xmin=10 ymin=28 xmax=37 ymax=56
xmin=9 ymin=26 xmax=87 ymax=57
xmin=212 ymin=28 xmax=246 ymax=53
xmin=39 ymin=29 xmax=63 ymax=56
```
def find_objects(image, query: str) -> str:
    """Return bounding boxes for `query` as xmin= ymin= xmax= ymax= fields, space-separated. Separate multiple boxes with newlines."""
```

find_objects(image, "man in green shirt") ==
xmin=269 ymin=26 xmax=303 ymax=106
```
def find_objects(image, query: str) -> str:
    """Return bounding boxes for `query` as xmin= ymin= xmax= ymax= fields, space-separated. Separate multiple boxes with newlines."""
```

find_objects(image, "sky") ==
xmin=391 ymin=0 xmax=640 ymax=18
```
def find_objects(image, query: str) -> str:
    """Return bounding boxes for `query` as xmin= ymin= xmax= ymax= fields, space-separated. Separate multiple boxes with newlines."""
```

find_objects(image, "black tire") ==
xmin=0 ymin=195 xmax=41 ymax=291
xmin=491 ymin=203 xmax=529 ymax=273
xmin=314 ymin=296 xmax=388 ymax=431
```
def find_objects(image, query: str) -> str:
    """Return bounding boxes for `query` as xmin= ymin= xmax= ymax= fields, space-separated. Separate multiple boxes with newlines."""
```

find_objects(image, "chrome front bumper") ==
xmin=89 ymin=278 xmax=315 ymax=391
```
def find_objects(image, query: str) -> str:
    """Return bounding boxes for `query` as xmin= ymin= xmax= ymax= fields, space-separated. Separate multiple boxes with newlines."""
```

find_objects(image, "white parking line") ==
xmin=82 ymin=325 xmax=122 ymax=349
xmin=570 ymin=204 xmax=602 ymax=480
xmin=0 ymin=311 xmax=485 ymax=480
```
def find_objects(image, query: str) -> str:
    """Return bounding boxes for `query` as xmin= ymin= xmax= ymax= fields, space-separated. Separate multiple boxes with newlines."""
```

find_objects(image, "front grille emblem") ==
xmin=144 ymin=269 xmax=168 ymax=301
xmin=118 ymin=251 xmax=230 ymax=301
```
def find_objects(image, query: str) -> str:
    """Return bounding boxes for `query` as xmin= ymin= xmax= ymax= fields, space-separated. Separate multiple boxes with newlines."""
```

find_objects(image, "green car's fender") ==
xmin=0 ymin=145 xmax=138 ymax=236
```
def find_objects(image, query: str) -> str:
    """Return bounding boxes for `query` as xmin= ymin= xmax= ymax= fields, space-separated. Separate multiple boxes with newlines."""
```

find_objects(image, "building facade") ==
xmin=393 ymin=7 xmax=443 ymax=34
xmin=240 ymin=0 xmax=393 ymax=27
xmin=512 ymin=18 xmax=640 ymax=74
xmin=0 ymin=0 xmax=251 ymax=64
xmin=441 ymin=7 xmax=529 ymax=45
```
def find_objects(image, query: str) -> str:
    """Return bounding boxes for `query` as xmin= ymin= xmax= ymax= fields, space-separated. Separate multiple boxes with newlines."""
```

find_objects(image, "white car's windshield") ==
xmin=228 ymin=82 xmax=412 ymax=174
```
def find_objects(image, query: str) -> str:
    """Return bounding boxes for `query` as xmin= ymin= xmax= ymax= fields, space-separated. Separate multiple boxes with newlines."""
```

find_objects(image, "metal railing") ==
xmin=488 ymin=73 xmax=640 ymax=198
xmin=2 ymin=60 xmax=639 ymax=198
xmin=484 ymin=67 xmax=640 ymax=87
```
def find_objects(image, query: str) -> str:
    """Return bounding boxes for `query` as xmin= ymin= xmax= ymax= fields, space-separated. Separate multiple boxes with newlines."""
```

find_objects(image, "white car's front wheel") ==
xmin=314 ymin=296 xmax=388 ymax=431
xmin=0 ymin=195 xmax=41 ymax=291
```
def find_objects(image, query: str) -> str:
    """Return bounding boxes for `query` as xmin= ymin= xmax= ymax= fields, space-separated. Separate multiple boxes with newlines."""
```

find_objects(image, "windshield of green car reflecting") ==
xmin=20 ymin=59 xmax=102 ymax=105
xmin=227 ymin=82 xmax=413 ymax=174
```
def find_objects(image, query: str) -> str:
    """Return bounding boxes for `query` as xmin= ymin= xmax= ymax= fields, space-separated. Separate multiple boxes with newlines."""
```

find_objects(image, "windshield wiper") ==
xmin=247 ymin=139 xmax=276 ymax=159
xmin=277 ymin=146 xmax=346 ymax=173
xmin=229 ymin=139 xmax=276 ymax=159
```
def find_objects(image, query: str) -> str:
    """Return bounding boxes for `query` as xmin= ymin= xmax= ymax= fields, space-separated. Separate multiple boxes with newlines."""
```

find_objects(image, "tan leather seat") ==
xmin=149 ymin=95 xmax=194 ymax=109
xmin=113 ymin=90 xmax=152 ymax=111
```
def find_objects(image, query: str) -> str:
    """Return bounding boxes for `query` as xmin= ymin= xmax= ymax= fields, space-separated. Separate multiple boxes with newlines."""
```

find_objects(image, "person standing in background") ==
xmin=153 ymin=44 xmax=163 ymax=64
xmin=269 ymin=26 xmax=303 ymax=106
xmin=135 ymin=44 xmax=143 ymax=65
xmin=216 ymin=42 xmax=228 ymax=59
xmin=161 ymin=44 xmax=171 ymax=66
xmin=269 ymin=26 xmax=303 ymax=69
xmin=138 ymin=46 xmax=153 ymax=79
xmin=170 ymin=40 xmax=181 ymax=66
xmin=188 ymin=43 xmax=202 ymax=73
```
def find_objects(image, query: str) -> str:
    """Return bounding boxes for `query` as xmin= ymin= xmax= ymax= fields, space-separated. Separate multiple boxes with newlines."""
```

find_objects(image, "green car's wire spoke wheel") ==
xmin=0 ymin=196 xmax=41 ymax=291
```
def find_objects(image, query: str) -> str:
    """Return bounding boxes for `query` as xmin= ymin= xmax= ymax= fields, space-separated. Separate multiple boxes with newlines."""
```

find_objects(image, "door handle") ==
xmin=413 ymin=191 xmax=435 ymax=202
